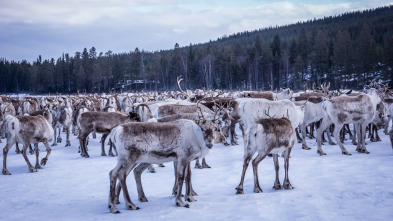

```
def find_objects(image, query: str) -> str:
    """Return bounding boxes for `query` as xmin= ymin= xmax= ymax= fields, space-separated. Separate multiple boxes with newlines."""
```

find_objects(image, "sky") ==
xmin=0 ymin=0 xmax=392 ymax=63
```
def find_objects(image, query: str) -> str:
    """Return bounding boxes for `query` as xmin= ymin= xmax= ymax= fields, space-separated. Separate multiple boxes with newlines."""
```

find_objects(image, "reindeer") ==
xmin=235 ymin=115 xmax=296 ymax=194
xmin=229 ymin=98 xmax=304 ymax=148
xmin=77 ymin=111 xmax=141 ymax=157
xmin=316 ymin=88 xmax=381 ymax=155
xmin=2 ymin=114 xmax=54 ymax=175
xmin=52 ymin=99 xmax=73 ymax=147
xmin=107 ymin=118 xmax=220 ymax=213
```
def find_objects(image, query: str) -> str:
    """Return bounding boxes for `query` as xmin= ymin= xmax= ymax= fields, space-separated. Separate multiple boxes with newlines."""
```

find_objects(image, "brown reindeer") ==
xmin=77 ymin=111 xmax=141 ymax=157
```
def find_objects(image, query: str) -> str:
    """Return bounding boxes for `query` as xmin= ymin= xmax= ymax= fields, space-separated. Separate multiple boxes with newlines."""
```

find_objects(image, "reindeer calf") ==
xmin=2 ymin=115 xmax=54 ymax=175
xmin=236 ymin=117 xmax=296 ymax=194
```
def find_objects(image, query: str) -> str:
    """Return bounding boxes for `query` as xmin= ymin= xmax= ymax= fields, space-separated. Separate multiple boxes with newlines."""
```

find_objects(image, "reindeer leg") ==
xmin=375 ymin=126 xmax=381 ymax=142
xmin=108 ymin=139 xmax=115 ymax=157
xmin=251 ymin=153 xmax=268 ymax=193
xmin=194 ymin=158 xmax=202 ymax=169
xmin=295 ymin=128 xmax=302 ymax=143
xmin=185 ymin=163 xmax=197 ymax=202
xmin=272 ymin=154 xmax=282 ymax=190
xmin=333 ymin=124 xmax=351 ymax=155
xmin=236 ymin=153 xmax=252 ymax=194
xmin=360 ymin=122 xmax=370 ymax=154
xmin=79 ymin=133 xmax=89 ymax=158
xmin=101 ymin=134 xmax=108 ymax=156
xmin=175 ymin=161 xmax=189 ymax=208
xmin=15 ymin=142 xmax=21 ymax=154
xmin=310 ymin=123 xmax=315 ymax=139
xmin=301 ymin=123 xmax=311 ymax=150
xmin=29 ymin=144 xmax=34 ymax=155
xmin=2 ymin=141 xmax=15 ymax=175
xmin=326 ymin=128 xmax=336 ymax=145
xmin=134 ymin=163 xmax=150 ymax=202
xmin=65 ymin=127 xmax=71 ymax=147
xmin=230 ymin=121 xmax=238 ymax=145
xmin=40 ymin=141 xmax=52 ymax=166
xmin=52 ymin=127 xmax=58 ymax=146
xmin=119 ymin=164 xmax=139 ymax=211
xmin=172 ymin=161 xmax=178 ymax=195
xmin=34 ymin=143 xmax=42 ymax=169
xmin=370 ymin=124 xmax=376 ymax=142
xmin=283 ymin=148 xmax=293 ymax=189
xmin=57 ymin=128 xmax=62 ymax=143
xmin=316 ymin=117 xmax=332 ymax=156
xmin=355 ymin=124 xmax=362 ymax=151
xmin=21 ymin=143 xmax=36 ymax=172
xmin=109 ymin=162 xmax=137 ymax=213
xmin=202 ymin=158 xmax=211 ymax=168
xmin=352 ymin=123 xmax=358 ymax=145
xmin=346 ymin=124 xmax=353 ymax=139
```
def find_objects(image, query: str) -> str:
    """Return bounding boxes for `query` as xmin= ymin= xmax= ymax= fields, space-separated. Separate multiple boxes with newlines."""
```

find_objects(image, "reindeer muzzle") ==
xmin=206 ymin=143 xmax=213 ymax=149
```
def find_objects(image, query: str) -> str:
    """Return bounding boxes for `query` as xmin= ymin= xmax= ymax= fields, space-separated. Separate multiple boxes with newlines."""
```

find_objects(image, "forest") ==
xmin=1 ymin=5 xmax=393 ymax=93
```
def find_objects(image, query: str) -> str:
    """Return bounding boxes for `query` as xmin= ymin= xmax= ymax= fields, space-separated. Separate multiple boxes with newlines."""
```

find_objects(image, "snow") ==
xmin=1 ymin=127 xmax=393 ymax=221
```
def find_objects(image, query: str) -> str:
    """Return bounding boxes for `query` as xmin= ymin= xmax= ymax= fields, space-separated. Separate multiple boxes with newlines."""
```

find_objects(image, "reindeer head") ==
xmin=128 ymin=112 xmax=142 ymax=122
xmin=195 ymin=105 xmax=221 ymax=149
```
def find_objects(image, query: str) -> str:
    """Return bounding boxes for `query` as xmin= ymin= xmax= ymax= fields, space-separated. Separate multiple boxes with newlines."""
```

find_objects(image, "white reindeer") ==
xmin=316 ymin=88 xmax=381 ymax=155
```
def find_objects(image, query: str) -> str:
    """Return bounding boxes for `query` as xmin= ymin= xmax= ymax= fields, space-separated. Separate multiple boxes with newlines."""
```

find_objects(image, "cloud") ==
xmin=0 ymin=0 xmax=392 ymax=62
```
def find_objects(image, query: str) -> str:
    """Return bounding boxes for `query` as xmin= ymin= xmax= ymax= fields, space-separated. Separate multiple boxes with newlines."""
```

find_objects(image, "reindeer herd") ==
xmin=1 ymin=78 xmax=393 ymax=213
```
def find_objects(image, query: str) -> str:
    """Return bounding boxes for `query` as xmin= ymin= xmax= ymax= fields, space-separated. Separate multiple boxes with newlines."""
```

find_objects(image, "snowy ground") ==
xmin=1 ymin=126 xmax=393 ymax=221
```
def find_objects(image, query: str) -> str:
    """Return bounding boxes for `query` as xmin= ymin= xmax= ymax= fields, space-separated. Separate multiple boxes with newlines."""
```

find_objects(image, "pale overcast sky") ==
xmin=0 ymin=0 xmax=392 ymax=62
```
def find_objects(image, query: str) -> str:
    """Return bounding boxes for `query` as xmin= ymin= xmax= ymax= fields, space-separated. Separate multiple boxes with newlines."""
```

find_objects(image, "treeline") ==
xmin=1 ymin=5 xmax=393 ymax=93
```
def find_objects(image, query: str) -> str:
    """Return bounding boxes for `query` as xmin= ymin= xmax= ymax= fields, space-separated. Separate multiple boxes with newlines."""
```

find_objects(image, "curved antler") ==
xmin=177 ymin=76 xmax=185 ymax=93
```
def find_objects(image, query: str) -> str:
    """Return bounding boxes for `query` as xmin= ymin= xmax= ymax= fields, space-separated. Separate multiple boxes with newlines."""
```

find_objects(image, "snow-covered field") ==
xmin=1 ymin=127 xmax=393 ymax=221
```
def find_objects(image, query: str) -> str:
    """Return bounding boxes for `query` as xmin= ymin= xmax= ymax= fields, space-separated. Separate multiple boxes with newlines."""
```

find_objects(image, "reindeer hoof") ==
xmin=139 ymin=196 xmax=148 ymax=202
xmin=2 ymin=169 xmax=11 ymax=175
xmin=191 ymin=190 xmax=198 ymax=196
xmin=109 ymin=205 xmax=120 ymax=214
xmin=101 ymin=153 xmax=107 ymax=156
xmin=51 ymin=143 xmax=57 ymax=146
xmin=342 ymin=151 xmax=352 ymax=156
xmin=254 ymin=187 xmax=263 ymax=193
xmin=202 ymin=163 xmax=211 ymax=169
xmin=302 ymin=145 xmax=311 ymax=150
xmin=126 ymin=205 xmax=139 ymax=210
xmin=273 ymin=184 xmax=282 ymax=190
xmin=30 ymin=168 xmax=37 ymax=173
xmin=186 ymin=195 xmax=196 ymax=202
xmin=176 ymin=202 xmax=189 ymax=208
xmin=35 ymin=164 xmax=43 ymax=169
xmin=235 ymin=187 xmax=244 ymax=194
xmin=108 ymin=153 xmax=115 ymax=157
xmin=15 ymin=149 xmax=21 ymax=154
xmin=40 ymin=158 xmax=48 ymax=166
xmin=158 ymin=163 xmax=165 ymax=167
xmin=317 ymin=150 xmax=326 ymax=156
xmin=284 ymin=183 xmax=294 ymax=189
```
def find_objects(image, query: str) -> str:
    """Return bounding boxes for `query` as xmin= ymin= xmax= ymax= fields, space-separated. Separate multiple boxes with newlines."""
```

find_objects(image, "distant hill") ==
xmin=1 ymin=5 xmax=392 ymax=93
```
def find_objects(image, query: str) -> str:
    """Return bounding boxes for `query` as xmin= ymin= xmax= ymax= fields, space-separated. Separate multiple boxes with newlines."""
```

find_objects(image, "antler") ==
xmin=177 ymin=76 xmax=185 ymax=93
xmin=197 ymin=104 xmax=206 ymax=121
xmin=264 ymin=107 xmax=276 ymax=118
